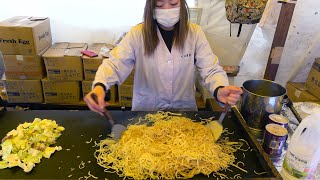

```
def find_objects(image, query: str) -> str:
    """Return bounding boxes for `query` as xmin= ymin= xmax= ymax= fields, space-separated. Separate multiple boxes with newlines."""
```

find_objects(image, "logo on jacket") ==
xmin=181 ymin=53 xmax=192 ymax=59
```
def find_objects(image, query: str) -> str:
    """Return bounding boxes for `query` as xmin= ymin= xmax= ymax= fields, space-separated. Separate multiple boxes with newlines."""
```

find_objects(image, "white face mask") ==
xmin=154 ymin=7 xmax=180 ymax=28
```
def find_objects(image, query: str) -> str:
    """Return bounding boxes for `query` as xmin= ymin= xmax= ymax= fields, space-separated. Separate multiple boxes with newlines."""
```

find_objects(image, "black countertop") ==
xmin=0 ymin=110 xmax=281 ymax=179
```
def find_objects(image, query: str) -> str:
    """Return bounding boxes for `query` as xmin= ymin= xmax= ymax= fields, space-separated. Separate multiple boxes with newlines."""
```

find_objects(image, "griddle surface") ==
xmin=0 ymin=110 xmax=280 ymax=179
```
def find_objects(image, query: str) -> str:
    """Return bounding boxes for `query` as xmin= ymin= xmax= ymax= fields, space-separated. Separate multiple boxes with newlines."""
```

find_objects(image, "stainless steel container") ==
xmin=241 ymin=79 xmax=287 ymax=139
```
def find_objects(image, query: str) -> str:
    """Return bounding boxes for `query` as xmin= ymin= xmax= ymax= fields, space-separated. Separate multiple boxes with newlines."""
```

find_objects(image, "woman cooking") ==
xmin=84 ymin=0 xmax=243 ymax=115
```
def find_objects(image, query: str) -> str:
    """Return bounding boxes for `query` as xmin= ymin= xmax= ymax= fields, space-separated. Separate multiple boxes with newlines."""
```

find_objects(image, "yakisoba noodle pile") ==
xmin=95 ymin=112 xmax=245 ymax=179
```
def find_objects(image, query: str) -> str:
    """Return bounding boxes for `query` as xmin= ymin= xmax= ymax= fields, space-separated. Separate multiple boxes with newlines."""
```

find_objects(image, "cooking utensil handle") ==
xmin=91 ymin=92 xmax=111 ymax=104
xmin=90 ymin=93 xmax=99 ymax=105
xmin=103 ymin=111 xmax=114 ymax=125
xmin=218 ymin=104 xmax=231 ymax=124
xmin=289 ymin=105 xmax=303 ymax=123
xmin=90 ymin=93 xmax=114 ymax=125
xmin=222 ymin=103 xmax=231 ymax=113
xmin=284 ymin=95 xmax=302 ymax=123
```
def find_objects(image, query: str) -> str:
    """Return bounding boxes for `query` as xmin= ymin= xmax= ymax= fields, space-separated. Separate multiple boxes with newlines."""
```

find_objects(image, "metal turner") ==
xmin=206 ymin=104 xmax=231 ymax=141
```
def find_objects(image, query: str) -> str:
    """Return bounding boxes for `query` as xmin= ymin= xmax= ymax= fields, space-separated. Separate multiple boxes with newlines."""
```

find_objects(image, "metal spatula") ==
xmin=90 ymin=92 xmax=127 ymax=141
xmin=206 ymin=104 xmax=231 ymax=141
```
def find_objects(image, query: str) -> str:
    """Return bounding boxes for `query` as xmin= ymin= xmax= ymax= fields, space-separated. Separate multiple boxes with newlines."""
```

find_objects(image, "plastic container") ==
xmin=281 ymin=110 xmax=320 ymax=179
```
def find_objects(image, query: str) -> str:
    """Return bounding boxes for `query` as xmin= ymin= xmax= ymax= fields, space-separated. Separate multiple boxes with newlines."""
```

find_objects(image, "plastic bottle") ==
xmin=281 ymin=110 xmax=320 ymax=179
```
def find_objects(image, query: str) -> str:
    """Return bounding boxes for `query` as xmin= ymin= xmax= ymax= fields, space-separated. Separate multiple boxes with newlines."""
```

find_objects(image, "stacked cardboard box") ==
xmin=82 ymin=81 xmax=93 ymax=98
xmin=42 ymin=78 xmax=80 ymax=104
xmin=2 ymin=50 xmax=47 ymax=80
xmin=81 ymin=43 xmax=119 ymax=104
xmin=82 ymin=43 xmax=105 ymax=80
xmin=286 ymin=82 xmax=320 ymax=103
xmin=305 ymin=58 xmax=320 ymax=99
xmin=118 ymin=73 xmax=206 ymax=108
xmin=118 ymin=71 xmax=134 ymax=107
xmin=0 ymin=16 xmax=52 ymax=103
xmin=0 ymin=16 xmax=122 ymax=106
xmin=43 ymin=42 xmax=87 ymax=81
xmin=286 ymin=58 xmax=320 ymax=104
xmin=41 ymin=42 xmax=87 ymax=104
xmin=2 ymin=76 xmax=43 ymax=103
xmin=0 ymin=79 xmax=7 ymax=101
xmin=0 ymin=16 xmax=52 ymax=55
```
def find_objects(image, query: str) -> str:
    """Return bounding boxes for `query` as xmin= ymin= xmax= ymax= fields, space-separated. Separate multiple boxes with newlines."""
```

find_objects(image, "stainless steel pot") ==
xmin=240 ymin=79 xmax=287 ymax=138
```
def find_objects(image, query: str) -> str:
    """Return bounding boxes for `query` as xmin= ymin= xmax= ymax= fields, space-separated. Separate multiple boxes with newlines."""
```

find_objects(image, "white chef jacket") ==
xmin=93 ymin=23 xmax=229 ymax=111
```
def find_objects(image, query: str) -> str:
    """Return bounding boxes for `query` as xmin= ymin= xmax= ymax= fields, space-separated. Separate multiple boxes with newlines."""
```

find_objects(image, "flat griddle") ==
xmin=0 ymin=109 xmax=282 ymax=179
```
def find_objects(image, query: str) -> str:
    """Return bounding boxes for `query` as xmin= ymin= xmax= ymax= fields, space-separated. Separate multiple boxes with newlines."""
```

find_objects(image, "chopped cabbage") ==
xmin=6 ymin=154 xmax=20 ymax=167
xmin=0 ymin=160 xmax=8 ymax=169
xmin=0 ymin=118 xmax=64 ymax=172
xmin=1 ymin=140 xmax=13 ymax=159
xmin=43 ymin=146 xmax=62 ymax=158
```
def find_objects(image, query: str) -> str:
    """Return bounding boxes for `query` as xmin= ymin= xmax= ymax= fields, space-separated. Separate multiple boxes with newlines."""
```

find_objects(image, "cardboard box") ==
xmin=42 ymin=78 xmax=80 ymax=104
xmin=287 ymin=82 xmax=320 ymax=103
xmin=305 ymin=58 xmax=320 ymax=99
xmin=82 ymin=43 xmax=105 ymax=80
xmin=0 ymin=77 xmax=7 ymax=101
xmin=118 ymin=82 xmax=205 ymax=108
xmin=81 ymin=80 xmax=92 ymax=98
xmin=0 ymin=16 xmax=52 ymax=55
xmin=81 ymin=80 xmax=117 ymax=103
xmin=0 ymin=75 xmax=5 ymax=88
xmin=43 ymin=42 xmax=87 ymax=81
xmin=2 ymin=77 xmax=43 ymax=103
xmin=118 ymin=84 xmax=133 ymax=107
xmin=120 ymin=96 xmax=132 ymax=107
xmin=0 ymin=89 xmax=8 ymax=101
xmin=2 ymin=46 xmax=48 ymax=80
xmin=123 ymin=71 xmax=134 ymax=85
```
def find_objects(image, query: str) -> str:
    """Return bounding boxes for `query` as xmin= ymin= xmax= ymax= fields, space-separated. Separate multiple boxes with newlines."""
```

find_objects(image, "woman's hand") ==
xmin=84 ymin=86 xmax=109 ymax=116
xmin=217 ymin=86 xmax=243 ymax=105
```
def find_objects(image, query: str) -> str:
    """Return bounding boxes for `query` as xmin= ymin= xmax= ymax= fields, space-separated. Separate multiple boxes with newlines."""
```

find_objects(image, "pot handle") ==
xmin=283 ymin=95 xmax=303 ymax=123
